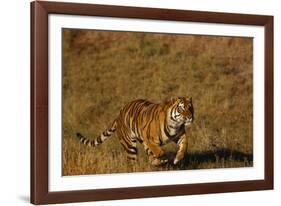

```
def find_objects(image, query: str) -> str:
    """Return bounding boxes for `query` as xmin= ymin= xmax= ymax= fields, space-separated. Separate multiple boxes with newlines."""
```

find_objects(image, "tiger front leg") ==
xmin=144 ymin=142 xmax=168 ymax=166
xmin=174 ymin=135 xmax=188 ymax=165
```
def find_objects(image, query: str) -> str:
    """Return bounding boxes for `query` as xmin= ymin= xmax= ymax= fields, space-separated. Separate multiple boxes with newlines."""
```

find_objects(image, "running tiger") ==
xmin=76 ymin=97 xmax=194 ymax=166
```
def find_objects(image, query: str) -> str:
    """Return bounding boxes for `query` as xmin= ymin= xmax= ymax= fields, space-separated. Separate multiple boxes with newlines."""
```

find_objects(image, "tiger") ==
xmin=76 ymin=97 xmax=194 ymax=166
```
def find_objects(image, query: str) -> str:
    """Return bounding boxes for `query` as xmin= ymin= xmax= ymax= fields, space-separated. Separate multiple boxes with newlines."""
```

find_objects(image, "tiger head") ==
xmin=169 ymin=97 xmax=194 ymax=126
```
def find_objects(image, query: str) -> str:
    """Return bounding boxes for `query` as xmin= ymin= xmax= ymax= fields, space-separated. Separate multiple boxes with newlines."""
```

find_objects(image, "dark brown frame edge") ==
xmin=30 ymin=0 xmax=274 ymax=204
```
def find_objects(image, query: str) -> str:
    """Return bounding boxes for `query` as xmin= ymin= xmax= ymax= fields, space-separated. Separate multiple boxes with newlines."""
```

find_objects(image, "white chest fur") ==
xmin=160 ymin=108 xmax=182 ymax=143
xmin=167 ymin=125 xmax=178 ymax=136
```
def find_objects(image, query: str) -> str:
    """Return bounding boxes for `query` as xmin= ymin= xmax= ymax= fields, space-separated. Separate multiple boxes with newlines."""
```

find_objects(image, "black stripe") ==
xmin=83 ymin=139 xmax=88 ymax=144
xmin=164 ymin=125 xmax=175 ymax=138
xmin=76 ymin=132 xmax=83 ymax=139
xmin=121 ymin=143 xmax=138 ymax=155
xmin=145 ymin=147 xmax=151 ymax=155
xmin=77 ymin=133 xmax=92 ymax=146
xmin=159 ymin=137 xmax=163 ymax=145
xmin=109 ymin=128 xmax=115 ymax=132
xmin=122 ymin=133 xmax=133 ymax=146
xmin=102 ymin=131 xmax=110 ymax=136
xmin=170 ymin=106 xmax=177 ymax=122
xmin=142 ymin=105 xmax=157 ymax=129
xmin=96 ymin=136 xmax=102 ymax=144
xmin=127 ymin=145 xmax=138 ymax=153
xmin=125 ymin=147 xmax=138 ymax=155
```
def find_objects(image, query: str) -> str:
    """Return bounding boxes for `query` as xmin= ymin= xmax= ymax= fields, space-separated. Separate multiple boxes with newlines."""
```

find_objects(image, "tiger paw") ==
xmin=151 ymin=158 xmax=168 ymax=166
xmin=173 ymin=158 xmax=180 ymax=165
xmin=174 ymin=153 xmax=185 ymax=165
xmin=153 ymin=149 xmax=165 ymax=158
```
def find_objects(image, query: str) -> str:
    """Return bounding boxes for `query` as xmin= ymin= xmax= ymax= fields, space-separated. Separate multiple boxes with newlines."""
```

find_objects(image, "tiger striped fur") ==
xmin=76 ymin=97 xmax=194 ymax=166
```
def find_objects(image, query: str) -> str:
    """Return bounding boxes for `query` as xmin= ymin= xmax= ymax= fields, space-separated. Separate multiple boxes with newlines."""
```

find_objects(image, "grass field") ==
xmin=62 ymin=29 xmax=253 ymax=176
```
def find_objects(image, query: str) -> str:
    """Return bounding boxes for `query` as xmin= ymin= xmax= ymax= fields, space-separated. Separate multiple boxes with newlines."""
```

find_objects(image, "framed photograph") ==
xmin=30 ymin=1 xmax=274 ymax=204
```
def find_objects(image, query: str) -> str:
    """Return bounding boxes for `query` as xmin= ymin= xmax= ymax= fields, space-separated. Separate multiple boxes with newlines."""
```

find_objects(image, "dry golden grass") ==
xmin=62 ymin=29 xmax=253 ymax=176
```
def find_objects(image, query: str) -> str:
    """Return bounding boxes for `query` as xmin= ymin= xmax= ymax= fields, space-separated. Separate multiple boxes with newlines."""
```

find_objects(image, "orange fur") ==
xmin=77 ymin=97 xmax=194 ymax=166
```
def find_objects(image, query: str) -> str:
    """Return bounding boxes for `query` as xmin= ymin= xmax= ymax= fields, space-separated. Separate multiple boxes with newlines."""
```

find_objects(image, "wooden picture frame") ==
xmin=31 ymin=1 xmax=273 ymax=204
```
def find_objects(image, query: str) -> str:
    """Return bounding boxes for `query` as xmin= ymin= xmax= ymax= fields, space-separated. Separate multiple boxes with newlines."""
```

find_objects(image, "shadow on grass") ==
xmin=163 ymin=148 xmax=253 ymax=170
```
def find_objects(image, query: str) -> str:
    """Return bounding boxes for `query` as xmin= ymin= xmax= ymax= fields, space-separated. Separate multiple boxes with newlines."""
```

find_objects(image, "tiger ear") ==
xmin=165 ymin=97 xmax=178 ymax=103
xmin=186 ymin=96 xmax=192 ymax=103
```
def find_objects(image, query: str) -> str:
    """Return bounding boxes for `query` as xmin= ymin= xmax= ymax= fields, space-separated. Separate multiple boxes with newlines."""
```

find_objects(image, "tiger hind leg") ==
xmin=119 ymin=137 xmax=138 ymax=171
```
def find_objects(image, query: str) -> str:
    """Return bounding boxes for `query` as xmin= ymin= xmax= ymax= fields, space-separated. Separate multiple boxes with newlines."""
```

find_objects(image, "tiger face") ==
xmin=171 ymin=97 xmax=194 ymax=126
